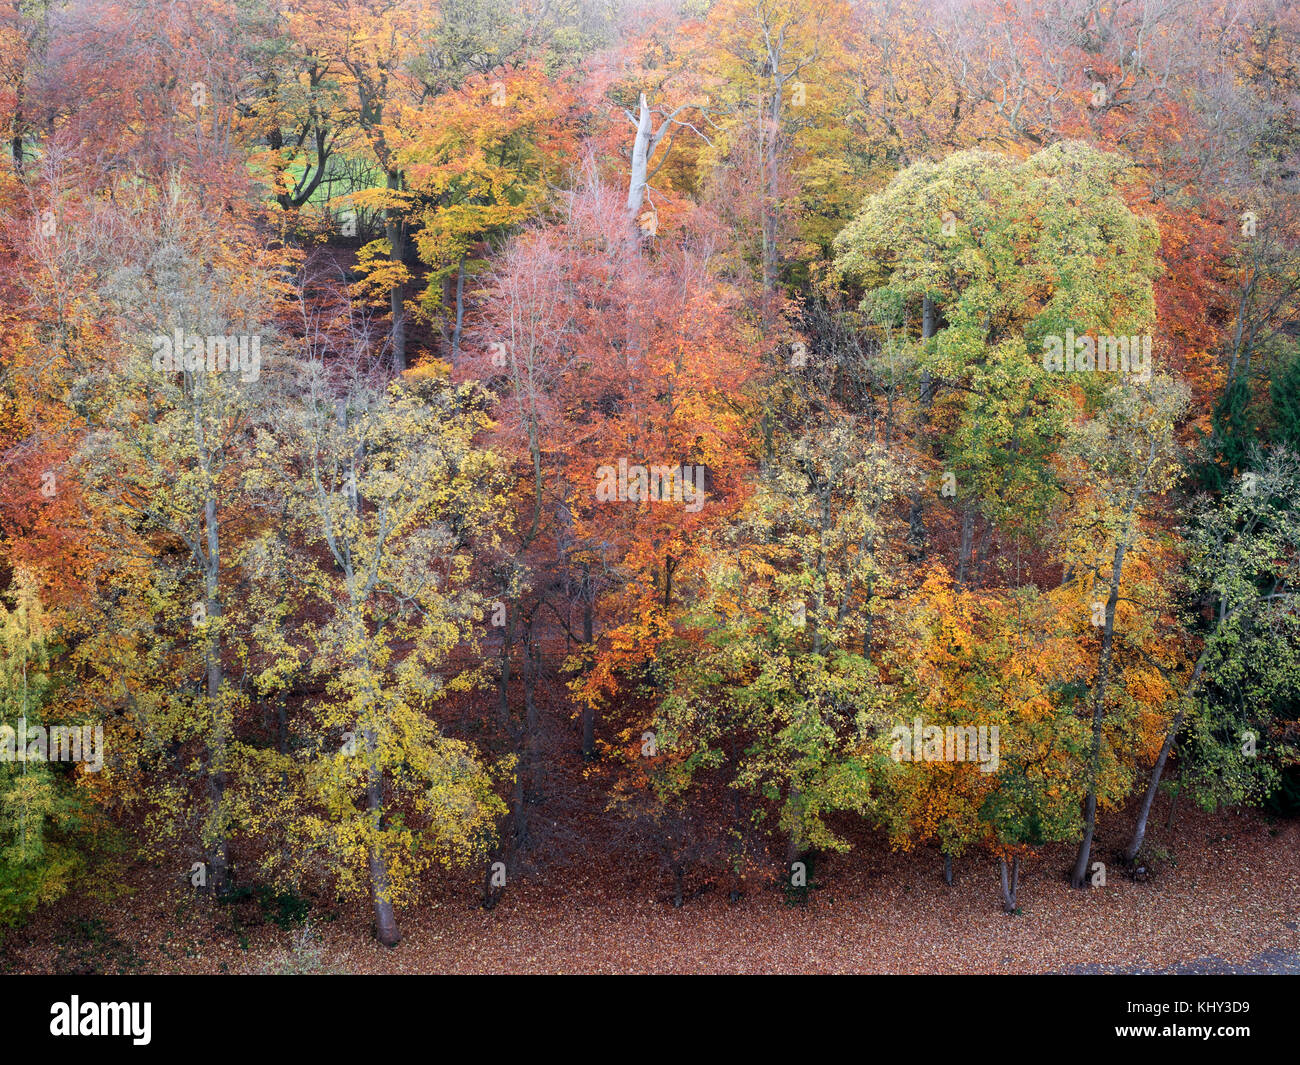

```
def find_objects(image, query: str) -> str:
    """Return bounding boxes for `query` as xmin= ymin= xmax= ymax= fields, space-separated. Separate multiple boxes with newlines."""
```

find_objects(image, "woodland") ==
xmin=0 ymin=0 xmax=1298 ymax=973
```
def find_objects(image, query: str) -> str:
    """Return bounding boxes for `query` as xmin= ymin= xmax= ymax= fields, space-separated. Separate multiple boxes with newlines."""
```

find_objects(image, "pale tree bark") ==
xmin=330 ymin=400 xmax=401 ymax=946
xmin=751 ymin=5 xmax=816 ymax=323
xmin=956 ymin=506 xmax=976 ymax=587
xmin=624 ymin=92 xmax=708 ymax=234
xmin=451 ymin=258 xmax=465 ymax=366
xmin=189 ymin=385 xmax=230 ymax=896
xmin=626 ymin=93 xmax=656 ymax=223
xmin=365 ymin=722 xmax=400 ymax=947
xmin=761 ymin=85 xmax=782 ymax=304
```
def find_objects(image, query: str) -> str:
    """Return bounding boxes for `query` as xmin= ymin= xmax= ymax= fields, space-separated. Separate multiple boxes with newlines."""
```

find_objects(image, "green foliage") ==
xmin=1176 ymin=449 xmax=1300 ymax=812
xmin=649 ymin=416 xmax=909 ymax=855
xmin=1271 ymin=346 xmax=1300 ymax=452
xmin=833 ymin=142 xmax=1162 ymax=532
xmin=1194 ymin=373 xmax=1253 ymax=493
xmin=0 ymin=579 xmax=85 ymax=930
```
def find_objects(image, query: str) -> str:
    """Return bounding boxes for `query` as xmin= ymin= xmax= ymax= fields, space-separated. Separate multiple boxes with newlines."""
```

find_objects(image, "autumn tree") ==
xmin=1126 ymin=448 xmax=1300 ymax=861
xmin=276 ymin=362 xmax=510 ymax=945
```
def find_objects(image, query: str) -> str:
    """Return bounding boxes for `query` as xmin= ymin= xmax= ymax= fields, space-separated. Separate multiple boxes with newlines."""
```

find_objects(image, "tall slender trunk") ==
xmin=450 ymin=258 xmax=465 ymax=366
xmin=203 ymin=493 xmax=229 ymax=895
xmin=580 ymin=577 xmax=595 ymax=760
xmin=761 ymin=87 xmax=782 ymax=321
xmin=626 ymin=93 xmax=654 ymax=225
xmin=1225 ymin=262 xmax=1257 ymax=390
xmin=485 ymin=588 xmax=512 ymax=908
xmin=1071 ymin=441 xmax=1154 ymax=888
xmin=922 ymin=295 xmax=937 ymax=338
xmin=1126 ymin=653 xmax=1208 ymax=861
xmin=957 ymin=507 xmax=975 ymax=587
xmin=1125 ymin=706 xmax=1186 ymax=863
xmin=365 ymin=723 xmax=400 ymax=947
xmin=1071 ymin=537 xmax=1128 ymax=888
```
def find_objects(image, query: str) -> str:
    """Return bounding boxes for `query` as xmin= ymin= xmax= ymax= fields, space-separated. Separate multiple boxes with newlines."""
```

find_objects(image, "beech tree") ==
xmin=279 ymin=363 xmax=510 ymax=945
xmin=1125 ymin=448 xmax=1300 ymax=862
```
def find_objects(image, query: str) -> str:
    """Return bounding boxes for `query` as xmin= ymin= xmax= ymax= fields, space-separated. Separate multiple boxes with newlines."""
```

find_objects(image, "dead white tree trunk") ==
xmin=624 ymin=93 xmax=709 ymax=231
xmin=626 ymin=93 xmax=655 ymax=220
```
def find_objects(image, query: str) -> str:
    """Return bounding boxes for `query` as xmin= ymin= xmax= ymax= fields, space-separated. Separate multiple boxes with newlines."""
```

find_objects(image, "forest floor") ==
xmin=5 ymin=801 xmax=1298 ymax=975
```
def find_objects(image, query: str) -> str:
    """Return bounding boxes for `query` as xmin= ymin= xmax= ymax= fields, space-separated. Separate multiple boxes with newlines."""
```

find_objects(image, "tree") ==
xmin=397 ymin=66 xmax=574 ymax=365
xmin=0 ymin=572 xmax=84 ymax=930
xmin=1060 ymin=374 xmax=1188 ymax=887
xmin=649 ymin=413 xmax=909 ymax=875
xmin=1125 ymin=447 xmax=1300 ymax=861
xmin=696 ymin=0 xmax=855 ymax=312
xmin=834 ymin=142 xmax=1164 ymax=571
xmin=64 ymin=180 xmax=283 ymax=897
xmin=280 ymin=363 xmax=509 ymax=945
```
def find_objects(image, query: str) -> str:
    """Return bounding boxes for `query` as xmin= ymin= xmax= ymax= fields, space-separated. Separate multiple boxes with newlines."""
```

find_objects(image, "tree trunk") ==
xmin=998 ymin=855 xmax=1020 ymax=913
xmin=1126 ymin=704 xmax=1188 ymax=862
xmin=1127 ymin=653 xmax=1208 ymax=861
xmin=580 ymin=586 xmax=595 ymax=760
xmin=1072 ymin=524 xmax=1133 ymax=888
xmin=957 ymin=507 xmax=975 ymax=587
xmin=450 ymin=257 xmax=466 ymax=367
xmin=203 ymin=495 xmax=229 ymax=895
xmin=1071 ymin=790 xmax=1098 ymax=890
xmin=943 ymin=853 xmax=953 ymax=886
xmin=922 ymin=295 xmax=937 ymax=338
xmin=385 ymin=168 xmax=406 ymax=372
xmin=626 ymin=93 xmax=654 ymax=224
xmin=482 ymin=855 xmax=501 ymax=910
xmin=364 ymin=724 xmax=400 ymax=945
xmin=761 ymin=84 xmax=783 ymax=317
